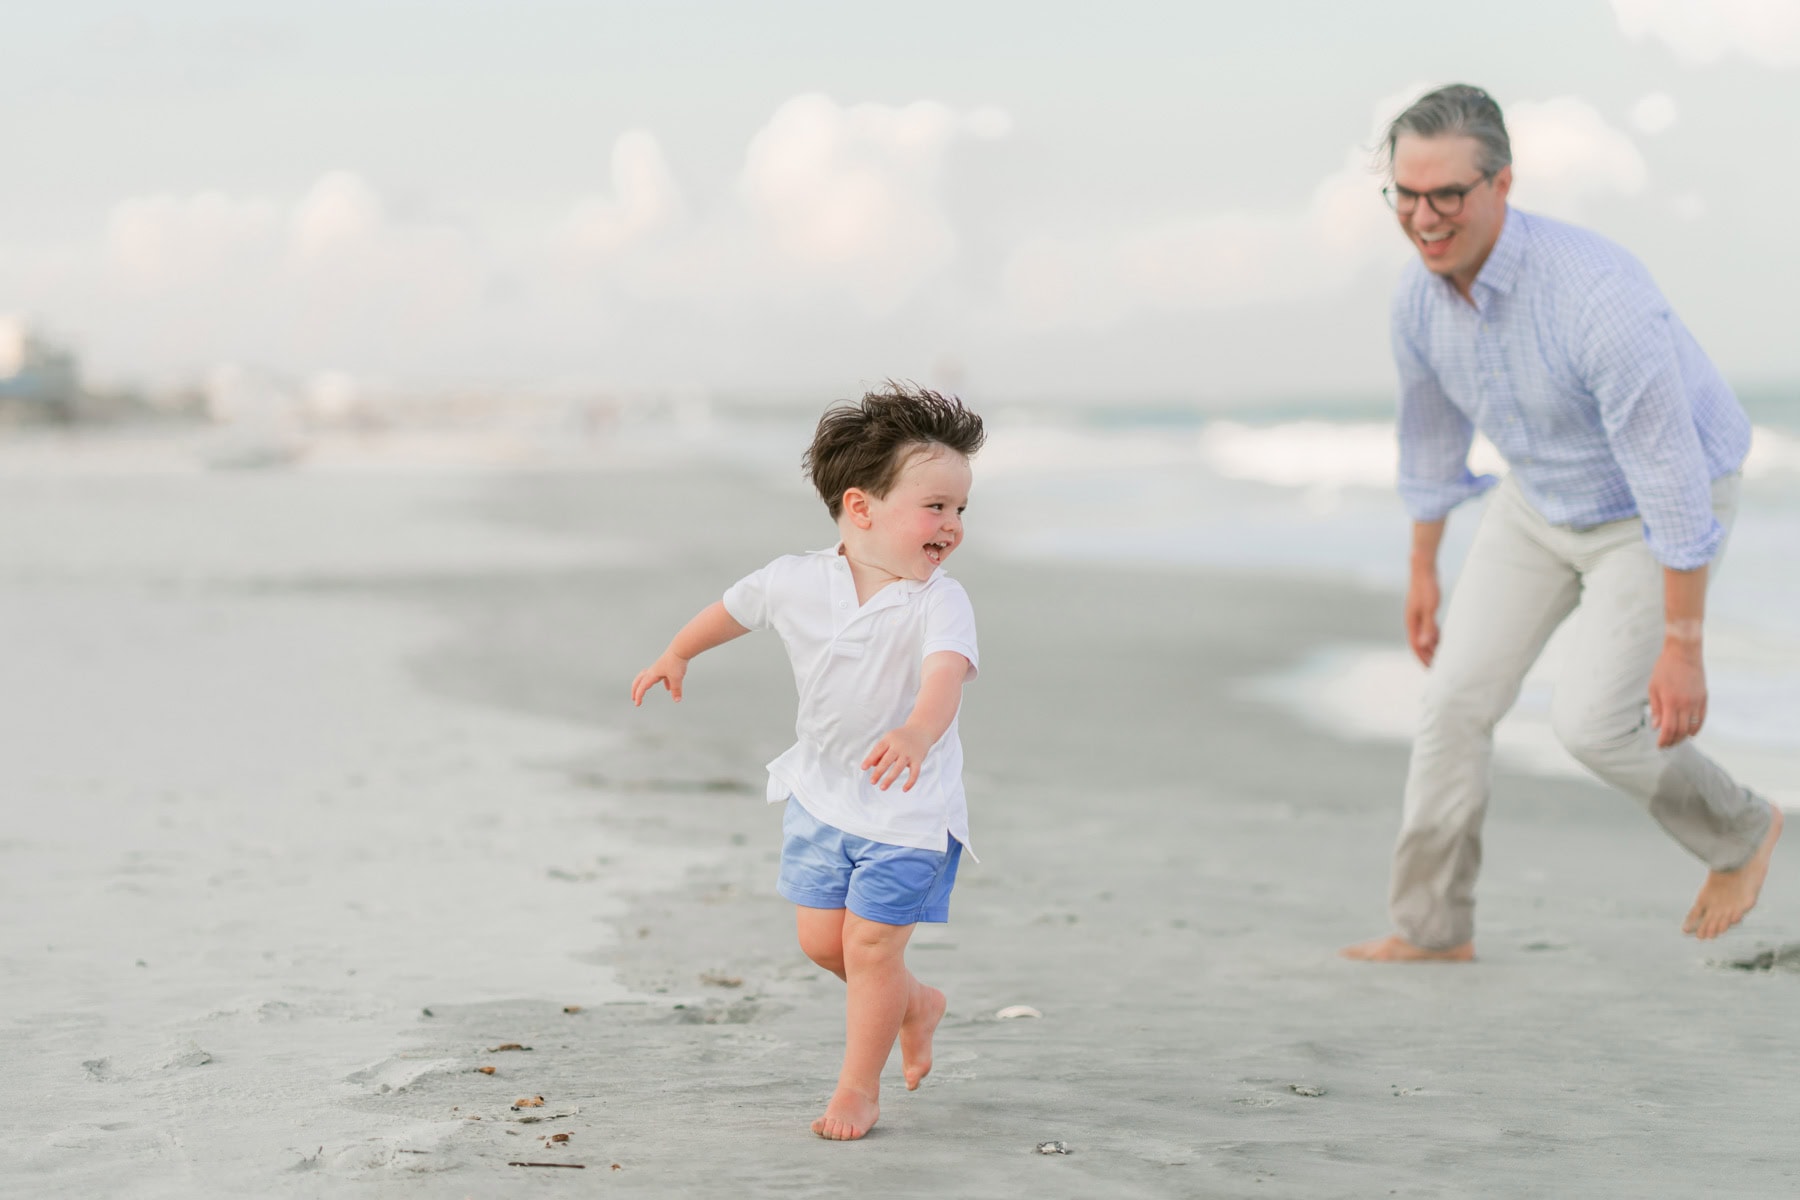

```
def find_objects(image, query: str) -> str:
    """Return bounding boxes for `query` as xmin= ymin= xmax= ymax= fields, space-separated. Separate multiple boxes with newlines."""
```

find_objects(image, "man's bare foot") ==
xmin=811 ymin=1086 xmax=879 ymax=1141
xmin=1340 ymin=934 xmax=1475 ymax=962
xmin=900 ymin=984 xmax=945 ymax=1091
xmin=1684 ymin=806 xmax=1783 ymax=940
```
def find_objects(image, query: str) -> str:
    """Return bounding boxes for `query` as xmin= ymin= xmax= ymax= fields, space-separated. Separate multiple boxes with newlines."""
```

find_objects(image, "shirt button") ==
xmin=838 ymin=601 xmax=849 ymax=610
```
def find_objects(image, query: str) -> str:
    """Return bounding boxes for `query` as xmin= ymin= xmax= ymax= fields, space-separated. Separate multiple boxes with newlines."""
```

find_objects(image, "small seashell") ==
xmin=1290 ymin=1084 xmax=1325 ymax=1097
xmin=476 ymin=1066 xmax=496 ymax=1075
xmin=511 ymin=1096 xmax=546 ymax=1109
xmin=995 ymin=1005 xmax=1042 ymax=1020
xmin=1035 ymin=1140 xmax=1071 ymax=1155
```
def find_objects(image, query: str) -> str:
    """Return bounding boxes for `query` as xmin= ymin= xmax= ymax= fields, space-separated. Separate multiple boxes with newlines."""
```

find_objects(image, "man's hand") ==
xmin=631 ymin=651 xmax=690 ymax=705
xmin=1405 ymin=570 xmax=1442 ymax=667
xmin=862 ymin=725 xmax=933 ymax=792
xmin=1649 ymin=637 xmax=1707 ymax=748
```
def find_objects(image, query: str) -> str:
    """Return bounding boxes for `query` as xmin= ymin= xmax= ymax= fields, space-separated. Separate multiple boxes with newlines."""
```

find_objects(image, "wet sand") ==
xmin=4 ymin=440 xmax=1796 ymax=1198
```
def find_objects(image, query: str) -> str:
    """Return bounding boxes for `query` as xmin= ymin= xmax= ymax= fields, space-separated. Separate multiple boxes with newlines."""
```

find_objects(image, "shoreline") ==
xmin=364 ymin=461 xmax=1800 ymax=1196
xmin=6 ymin=450 xmax=1797 ymax=1197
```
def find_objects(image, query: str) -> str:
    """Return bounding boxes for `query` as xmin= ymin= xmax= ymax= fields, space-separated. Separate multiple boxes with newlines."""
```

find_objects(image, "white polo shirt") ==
xmin=722 ymin=546 xmax=979 ymax=858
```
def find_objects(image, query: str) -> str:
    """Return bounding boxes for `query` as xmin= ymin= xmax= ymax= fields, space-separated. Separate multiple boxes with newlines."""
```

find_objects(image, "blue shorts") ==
xmin=776 ymin=798 xmax=962 ymax=926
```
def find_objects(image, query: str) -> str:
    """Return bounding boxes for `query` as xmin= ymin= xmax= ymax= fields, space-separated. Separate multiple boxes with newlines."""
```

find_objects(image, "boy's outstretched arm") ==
xmin=631 ymin=601 xmax=751 ymax=705
xmin=862 ymin=650 xmax=973 ymax=791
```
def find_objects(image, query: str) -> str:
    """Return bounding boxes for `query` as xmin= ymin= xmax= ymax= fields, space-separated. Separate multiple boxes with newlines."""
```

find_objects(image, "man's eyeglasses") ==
xmin=1382 ymin=173 xmax=1494 ymax=218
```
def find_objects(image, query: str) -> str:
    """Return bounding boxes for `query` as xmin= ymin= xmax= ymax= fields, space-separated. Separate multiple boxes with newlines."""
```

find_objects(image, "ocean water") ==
xmin=18 ymin=389 xmax=1794 ymax=798
xmin=978 ymin=398 xmax=1800 ymax=801
xmin=607 ymin=391 xmax=1800 ymax=800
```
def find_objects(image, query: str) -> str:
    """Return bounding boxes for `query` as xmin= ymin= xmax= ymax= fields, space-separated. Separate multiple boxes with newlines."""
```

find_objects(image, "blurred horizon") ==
xmin=5 ymin=1 xmax=1800 ymax=406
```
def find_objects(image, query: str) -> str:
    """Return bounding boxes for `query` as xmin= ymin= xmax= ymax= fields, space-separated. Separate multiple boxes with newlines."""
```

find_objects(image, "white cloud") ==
xmin=964 ymin=106 xmax=1014 ymax=140
xmin=56 ymin=95 xmax=1011 ymax=379
xmin=1670 ymin=192 xmax=1707 ymax=220
xmin=1000 ymin=153 xmax=1403 ymax=330
xmin=999 ymin=89 xmax=1427 ymax=331
xmin=87 ymin=171 xmax=485 ymax=375
xmin=734 ymin=95 xmax=973 ymax=306
xmin=1505 ymin=97 xmax=1647 ymax=218
xmin=998 ymin=89 xmax=1648 ymax=331
xmin=276 ymin=173 xmax=483 ymax=340
xmin=107 ymin=191 xmax=279 ymax=281
xmin=545 ymin=94 xmax=1007 ymax=315
xmin=290 ymin=171 xmax=385 ymax=263
xmin=53 ymin=89 xmax=1665 ymax=382
xmin=1371 ymin=86 xmax=1648 ymax=218
xmin=1610 ymin=0 xmax=1800 ymax=67
xmin=561 ymin=130 xmax=683 ymax=257
xmin=1630 ymin=91 xmax=1679 ymax=134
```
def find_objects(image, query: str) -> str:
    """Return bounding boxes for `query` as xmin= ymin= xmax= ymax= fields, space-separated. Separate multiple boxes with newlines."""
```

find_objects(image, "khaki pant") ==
xmin=1390 ymin=473 xmax=1773 ymax=950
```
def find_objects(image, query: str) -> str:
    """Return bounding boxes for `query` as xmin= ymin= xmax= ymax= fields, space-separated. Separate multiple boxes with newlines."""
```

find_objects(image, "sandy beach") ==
xmin=4 ymin=432 xmax=1797 ymax=1198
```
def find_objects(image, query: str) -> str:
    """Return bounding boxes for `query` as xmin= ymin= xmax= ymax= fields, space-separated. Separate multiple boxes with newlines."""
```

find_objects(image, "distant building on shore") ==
xmin=0 ymin=317 xmax=81 ymax=424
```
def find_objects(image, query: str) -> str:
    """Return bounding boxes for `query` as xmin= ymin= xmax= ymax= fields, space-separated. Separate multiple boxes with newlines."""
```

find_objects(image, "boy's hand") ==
xmin=862 ymin=725 xmax=932 ymax=792
xmin=631 ymin=652 xmax=689 ymax=706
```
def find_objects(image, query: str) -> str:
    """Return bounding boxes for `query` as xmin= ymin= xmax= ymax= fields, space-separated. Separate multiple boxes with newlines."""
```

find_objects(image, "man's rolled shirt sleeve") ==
xmin=1393 ymin=305 xmax=1497 ymax=521
xmin=1576 ymin=272 xmax=1725 ymax=570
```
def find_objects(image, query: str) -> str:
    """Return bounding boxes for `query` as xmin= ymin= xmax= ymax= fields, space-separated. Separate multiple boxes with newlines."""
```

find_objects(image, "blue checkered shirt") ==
xmin=1392 ymin=207 xmax=1751 ymax=570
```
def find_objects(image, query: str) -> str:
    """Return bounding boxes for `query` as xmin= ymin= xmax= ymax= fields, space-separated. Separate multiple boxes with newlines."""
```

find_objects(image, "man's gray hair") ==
xmin=1382 ymin=84 xmax=1511 ymax=177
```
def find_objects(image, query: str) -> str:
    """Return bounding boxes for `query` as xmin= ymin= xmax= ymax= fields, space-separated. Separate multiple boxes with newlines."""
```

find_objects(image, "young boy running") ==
xmin=630 ymin=383 xmax=985 ymax=1141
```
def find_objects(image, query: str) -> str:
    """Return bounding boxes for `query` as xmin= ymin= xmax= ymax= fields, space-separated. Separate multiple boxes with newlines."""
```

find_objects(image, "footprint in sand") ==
xmin=1720 ymin=943 xmax=1800 ymax=972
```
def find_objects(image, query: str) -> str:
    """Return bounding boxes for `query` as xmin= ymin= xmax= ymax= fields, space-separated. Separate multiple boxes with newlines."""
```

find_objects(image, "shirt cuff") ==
xmin=1646 ymin=518 xmax=1726 ymax=571
xmin=1398 ymin=472 xmax=1499 ymax=522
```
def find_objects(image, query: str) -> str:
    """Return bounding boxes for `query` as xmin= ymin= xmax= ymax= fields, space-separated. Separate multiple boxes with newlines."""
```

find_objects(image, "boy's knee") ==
xmin=797 ymin=931 xmax=844 ymax=973
xmin=803 ymin=944 xmax=845 ymax=974
xmin=840 ymin=917 xmax=910 ymax=966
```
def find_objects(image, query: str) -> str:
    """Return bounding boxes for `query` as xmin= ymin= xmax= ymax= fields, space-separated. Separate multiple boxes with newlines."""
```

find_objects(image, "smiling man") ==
xmin=1342 ymin=85 xmax=1782 ymax=963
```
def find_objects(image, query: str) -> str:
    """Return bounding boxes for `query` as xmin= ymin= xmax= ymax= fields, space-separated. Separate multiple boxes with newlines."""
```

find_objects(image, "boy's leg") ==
xmin=794 ymin=905 xmax=847 ymax=979
xmin=814 ymin=913 xmax=942 ymax=1141
xmin=793 ymin=822 xmax=959 ymax=1139
xmin=898 ymin=964 xmax=947 ymax=1093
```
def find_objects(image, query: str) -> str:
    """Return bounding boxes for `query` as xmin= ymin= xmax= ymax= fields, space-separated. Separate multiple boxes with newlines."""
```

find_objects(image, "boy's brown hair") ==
xmin=803 ymin=382 xmax=986 ymax=519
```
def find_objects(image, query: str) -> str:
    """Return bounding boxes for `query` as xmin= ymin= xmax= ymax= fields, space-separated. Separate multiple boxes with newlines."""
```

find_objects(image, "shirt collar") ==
xmin=822 ymin=543 xmax=939 ymax=596
xmin=1470 ymin=205 xmax=1525 ymax=299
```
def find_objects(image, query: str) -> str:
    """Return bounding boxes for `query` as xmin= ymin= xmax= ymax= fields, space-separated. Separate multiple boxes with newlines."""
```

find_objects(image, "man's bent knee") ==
xmin=1416 ymin=684 xmax=1511 ymax=746
xmin=1551 ymin=706 xmax=1643 ymax=773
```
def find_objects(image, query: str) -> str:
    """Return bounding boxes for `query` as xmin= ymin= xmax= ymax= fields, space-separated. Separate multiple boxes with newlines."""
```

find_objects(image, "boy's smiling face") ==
xmin=841 ymin=444 xmax=971 ymax=583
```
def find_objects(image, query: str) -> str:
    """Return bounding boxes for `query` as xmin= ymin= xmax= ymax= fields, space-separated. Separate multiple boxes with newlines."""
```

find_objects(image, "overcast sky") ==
xmin=3 ymin=0 xmax=1797 ymax=402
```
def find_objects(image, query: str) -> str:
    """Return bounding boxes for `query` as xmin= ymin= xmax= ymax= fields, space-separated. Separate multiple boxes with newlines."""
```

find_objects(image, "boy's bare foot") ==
xmin=900 ymin=984 xmax=945 ymax=1091
xmin=1340 ymin=934 xmax=1475 ymax=962
xmin=1684 ymin=806 xmax=1783 ymax=940
xmin=812 ymin=1086 xmax=879 ymax=1141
